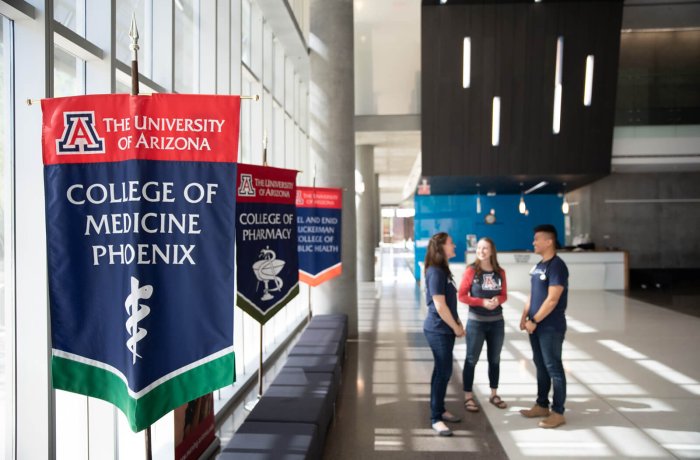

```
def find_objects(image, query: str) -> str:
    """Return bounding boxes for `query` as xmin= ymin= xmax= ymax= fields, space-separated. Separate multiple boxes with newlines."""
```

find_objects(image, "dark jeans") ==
xmin=424 ymin=329 xmax=456 ymax=424
xmin=529 ymin=329 xmax=567 ymax=414
xmin=463 ymin=319 xmax=505 ymax=392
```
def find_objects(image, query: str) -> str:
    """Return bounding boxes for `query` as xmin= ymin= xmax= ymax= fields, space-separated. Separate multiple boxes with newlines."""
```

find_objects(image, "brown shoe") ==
xmin=538 ymin=412 xmax=566 ymax=429
xmin=519 ymin=404 xmax=550 ymax=418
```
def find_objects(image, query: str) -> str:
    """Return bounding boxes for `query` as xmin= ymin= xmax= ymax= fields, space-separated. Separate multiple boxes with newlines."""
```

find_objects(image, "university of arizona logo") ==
xmin=56 ymin=111 xmax=105 ymax=154
xmin=238 ymin=174 xmax=256 ymax=197
xmin=124 ymin=276 xmax=153 ymax=364
xmin=482 ymin=273 xmax=501 ymax=291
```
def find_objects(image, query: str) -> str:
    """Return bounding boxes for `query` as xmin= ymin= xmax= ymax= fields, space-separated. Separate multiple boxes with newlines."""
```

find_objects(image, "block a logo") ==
xmin=56 ymin=111 xmax=105 ymax=154
xmin=238 ymin=174 xmax=256 ymax=197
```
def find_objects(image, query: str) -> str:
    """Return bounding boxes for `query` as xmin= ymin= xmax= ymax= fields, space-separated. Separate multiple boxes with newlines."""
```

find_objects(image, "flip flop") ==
xmin=489 ymin=395 xmax=508 ymax=409
xmin=464 ymin=398 xmax=479 ymax=412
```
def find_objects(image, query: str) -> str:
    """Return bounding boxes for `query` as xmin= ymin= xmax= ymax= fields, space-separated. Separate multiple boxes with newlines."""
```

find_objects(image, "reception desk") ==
xmin=421 ymin=251 xmax=628 ymax=291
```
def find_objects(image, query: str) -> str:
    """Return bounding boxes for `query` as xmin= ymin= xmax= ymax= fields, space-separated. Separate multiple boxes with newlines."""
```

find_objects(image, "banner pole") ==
xmin=308 ymin=285 xmax=312 ymax=324
xmin=262 ymin=131 xmax=268 ymax=167
xmin=258 ymin=322 xmax=264 ymax=397
xmin=145 ymin=426 xmax=152 ymax=460
xmin=129 ymin=13 xmax=140 ymax=96
xmin=309 ymin=168 xmax=317 ymax=324
xmin=27 ymin=94 xmax=260 ymax=105
xmin=130 ymin=14 xmax=154 ymax=460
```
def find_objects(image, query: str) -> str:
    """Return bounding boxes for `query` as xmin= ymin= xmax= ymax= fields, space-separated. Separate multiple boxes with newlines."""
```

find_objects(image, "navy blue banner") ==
xmin=42 ymin=94 xmax=240 ymax=432
xmin=296 ymin=187 xmax=342 ymax=286
xmin=46 ymin=160 xmax=236 ymax=391
xmin=235 ymin=164 xmax=299 ymax=324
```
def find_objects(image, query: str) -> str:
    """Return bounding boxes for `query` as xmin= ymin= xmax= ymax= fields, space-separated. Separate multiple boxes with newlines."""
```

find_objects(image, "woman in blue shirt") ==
xmin=423 ymin=232 xmax=465 ymax=436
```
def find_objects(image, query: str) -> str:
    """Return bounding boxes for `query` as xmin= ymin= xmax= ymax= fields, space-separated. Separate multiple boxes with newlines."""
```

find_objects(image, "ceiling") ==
xmin=353 ymin=0 xmax=700 ymax=206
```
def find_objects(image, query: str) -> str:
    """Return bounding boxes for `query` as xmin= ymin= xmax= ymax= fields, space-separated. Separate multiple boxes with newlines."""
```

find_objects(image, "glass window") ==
xmin=273 ymin=41 xmax=284 ymax=103
xmin=263 ymin=90 xmax=272 ymax=165
xmin=0 ymin=15 xmax=11 ymax=456
xmin=241 ymin=78 xmax=252 ymax=163
xmin=250 ymin=3 xmax=263 ymax=78
xmin=116 ymin=0 xmax=152 ymax=79
xmin=174 ymin=0 xmax=199 ymax=93
xmin=262 ymin=25 xmax=272 ymax=91
xmin=241 ymin=0 xmax=251 ymax=67
xmin=54 ymin=0 xmax=85 ymax=36
xmin=285 ymin=59 xmax=294 ymax=116
xmin=54 ymin=46 xmax=85 ymax=97
xmin=273 ymin=102 xmax=284 ymax=166
xmin=285 ymin=114 xmax=294 ymax=168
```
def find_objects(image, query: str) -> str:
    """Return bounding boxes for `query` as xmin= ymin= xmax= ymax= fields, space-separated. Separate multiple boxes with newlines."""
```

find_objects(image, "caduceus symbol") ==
xmin=124 ymin=276 xmax=153 ymax=364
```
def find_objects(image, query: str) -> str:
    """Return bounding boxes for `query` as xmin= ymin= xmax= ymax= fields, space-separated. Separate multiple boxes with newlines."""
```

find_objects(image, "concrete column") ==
xmin=374 ymin=173 xmax=381 ymax=246
xmin=356 ymin=145 xmax=376 ymax=281
xmin=309 ymin=0 xmax=358 ymax=337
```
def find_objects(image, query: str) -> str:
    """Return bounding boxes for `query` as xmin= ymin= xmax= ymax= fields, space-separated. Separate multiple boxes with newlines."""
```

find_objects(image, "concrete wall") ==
xmin=568 ymin=173 xmax=700 ymax=269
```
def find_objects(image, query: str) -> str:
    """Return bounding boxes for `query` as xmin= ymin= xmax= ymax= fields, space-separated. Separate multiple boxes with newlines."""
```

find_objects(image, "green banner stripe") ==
xmin=236 ymin=284 xmax=300 ymax=325
xmin=52 ymin=352 xmax=235 ymax=432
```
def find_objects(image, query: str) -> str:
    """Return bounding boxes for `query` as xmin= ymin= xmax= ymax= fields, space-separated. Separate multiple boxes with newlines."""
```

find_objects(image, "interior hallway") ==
xmin=324 ymin=248 xmax=700 ymax=459
xmin=323 ymin=249 xmax=508 ymax=459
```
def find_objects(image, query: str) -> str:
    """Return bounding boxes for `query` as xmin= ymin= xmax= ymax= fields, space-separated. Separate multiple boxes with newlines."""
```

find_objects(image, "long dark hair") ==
xmin=424 ymin=232 xmax=452 ymax=279
xmin=473 ymin=237 xmax=502 ymax=276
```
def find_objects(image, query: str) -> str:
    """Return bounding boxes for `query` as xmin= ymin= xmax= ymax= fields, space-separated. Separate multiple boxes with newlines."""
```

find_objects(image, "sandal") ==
xmin=464 ymin=398 xmax=480 ymax=412
xmin=489 ymin=395 xmax=508 ymax=409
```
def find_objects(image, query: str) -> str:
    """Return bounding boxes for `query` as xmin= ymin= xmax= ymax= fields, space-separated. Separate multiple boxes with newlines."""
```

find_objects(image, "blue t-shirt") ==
xmin=424 ymin=266 xmax=459 ymax=335
xmin=529 ymin=255 xmax=569 ymax=332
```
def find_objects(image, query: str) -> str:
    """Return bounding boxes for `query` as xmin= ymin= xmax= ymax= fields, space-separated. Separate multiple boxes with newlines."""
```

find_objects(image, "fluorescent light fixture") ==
xmin=553 ymin=84 xmax=562 ymax=133
xmin=553 ymin=36 xmax=563 ymax=134
xmin=519 ymin=195 xmax=527 ymax=214
xmin=562 ymin=195 xmax=570 ymax=214
xmin=476 ymin=194 xmax=482 ymax=214
xmin=492 ymin=96 xmax=501 ymax=146
xmin=462 ymin=38 xmax=471 ymax=88
xmin=524 ymin=181 xmax=549 ymax=194
xmin=584 ymin=55 xmax=594 ymax=106
xmin=440 ymin=0 xmax=447 ymax=4
xmin=555 ymin=37 xmax=563 ymax=85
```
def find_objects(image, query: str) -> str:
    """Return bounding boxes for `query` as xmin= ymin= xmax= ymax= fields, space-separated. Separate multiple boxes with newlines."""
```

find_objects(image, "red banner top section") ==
xmin=296 ymin=187 xmax=343 ymax=209
xmin=236 ymin=163 xmax=298 ymax=205
xmin=42 ymin=94 xmax=240 ymax=165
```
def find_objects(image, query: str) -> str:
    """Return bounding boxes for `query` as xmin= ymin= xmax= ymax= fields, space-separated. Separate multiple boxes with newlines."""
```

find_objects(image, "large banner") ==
xmin=236 ymin=164 xmax=299 ymax=324
xmin=42 ymin=94 xmax=240 ymax=432
xmin=296 ymin=187 xmax=343 ymax=286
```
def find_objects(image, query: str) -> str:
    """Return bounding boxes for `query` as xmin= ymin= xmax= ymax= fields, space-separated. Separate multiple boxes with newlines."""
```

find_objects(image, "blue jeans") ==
xmin=424 ymin=329 xmax=456 ymax=424
xmin=529 ymin=329 xmax=567 ymax=414
xmin=463 ymin=319 xmax=505 ymax=392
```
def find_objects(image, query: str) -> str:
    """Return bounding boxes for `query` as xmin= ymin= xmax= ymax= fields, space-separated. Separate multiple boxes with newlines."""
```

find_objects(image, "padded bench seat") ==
xmin=283 ymin=354 xmax=341 ymax=388
xmin=308 ymin=314 xmax=348 ymax=340
xmin=246 ymin=367 xmax=334 ymax=446
xmin=305 ymin=321 xmax=347 ymax=344
xmin=218 ymin=421 xmax=320 ymax=460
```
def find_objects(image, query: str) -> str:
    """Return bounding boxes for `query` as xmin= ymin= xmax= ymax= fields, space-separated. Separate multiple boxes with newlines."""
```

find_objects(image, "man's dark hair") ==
xmin=534 ymin=224 xmax=560 ymax=248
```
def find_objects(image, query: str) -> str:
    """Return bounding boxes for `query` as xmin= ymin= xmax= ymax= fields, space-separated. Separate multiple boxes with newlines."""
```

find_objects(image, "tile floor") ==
xmin=324 ymin=249 xmax=700 ymax=459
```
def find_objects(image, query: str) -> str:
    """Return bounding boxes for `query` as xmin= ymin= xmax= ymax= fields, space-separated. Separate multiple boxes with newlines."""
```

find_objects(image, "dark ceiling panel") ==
xmin=421 ymin=0 xmax=624 ymax=194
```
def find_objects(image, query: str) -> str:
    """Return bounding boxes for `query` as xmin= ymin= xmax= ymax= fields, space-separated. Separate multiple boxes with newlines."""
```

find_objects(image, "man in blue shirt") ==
xmin=519 ymin=224 xmax=569 ymax=429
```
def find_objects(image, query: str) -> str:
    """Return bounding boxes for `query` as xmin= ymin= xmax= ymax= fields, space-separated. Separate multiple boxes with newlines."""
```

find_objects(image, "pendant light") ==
xmin=476 ymin=183 xmax=482 ymax=214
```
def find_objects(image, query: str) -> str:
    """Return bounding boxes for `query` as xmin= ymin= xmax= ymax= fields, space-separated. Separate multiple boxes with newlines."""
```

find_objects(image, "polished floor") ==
xmin=324 ymin=249 xmax=700 ymax=459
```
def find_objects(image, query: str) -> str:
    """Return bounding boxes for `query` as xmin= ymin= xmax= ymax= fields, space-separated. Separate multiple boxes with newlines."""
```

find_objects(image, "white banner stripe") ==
xmin=53 ymin=346 xmax=234 ymax=400
xmin=300 ymin=263 xmax=341 ymax=279
xmin=238 ymin=281 xmax=300 ymax=314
